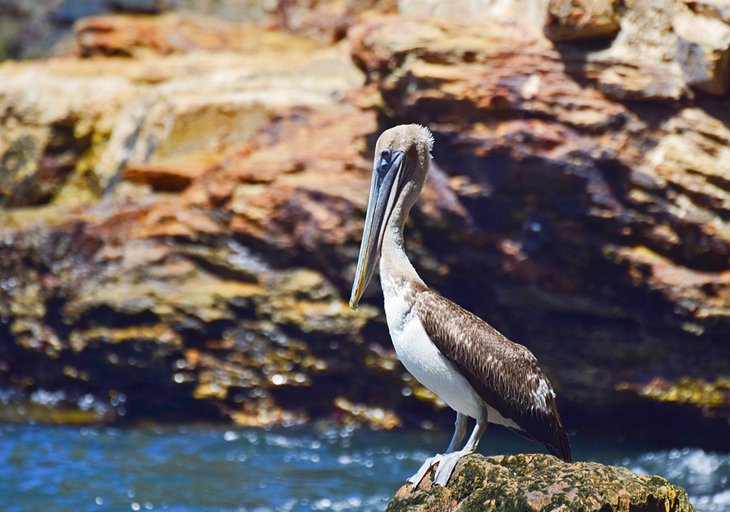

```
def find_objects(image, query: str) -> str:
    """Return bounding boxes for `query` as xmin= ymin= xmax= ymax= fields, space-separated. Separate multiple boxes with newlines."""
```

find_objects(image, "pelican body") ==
xmin=350 ymin=125 xmax=571 ymax=487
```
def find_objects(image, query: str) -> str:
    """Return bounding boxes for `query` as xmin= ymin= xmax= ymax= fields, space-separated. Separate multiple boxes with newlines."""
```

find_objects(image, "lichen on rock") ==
xmin=387 ymin=453 xmax=697 ymax=512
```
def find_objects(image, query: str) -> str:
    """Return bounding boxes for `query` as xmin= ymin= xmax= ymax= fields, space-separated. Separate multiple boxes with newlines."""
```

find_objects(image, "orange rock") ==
xmin=545 ymin=0 xmax=622 ymax=41
xmin=74 ymin=14 xmax=320 ymax=57
xmin=123 ymin=160 xmax=216 ymax=191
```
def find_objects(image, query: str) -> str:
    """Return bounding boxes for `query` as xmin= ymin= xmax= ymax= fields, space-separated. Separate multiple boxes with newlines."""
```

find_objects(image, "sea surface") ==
xmin=1 ymin=423 xmax=728 ymax=512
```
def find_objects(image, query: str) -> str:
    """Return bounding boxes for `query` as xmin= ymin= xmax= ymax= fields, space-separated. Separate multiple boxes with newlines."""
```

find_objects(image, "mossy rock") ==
xmin=387 ymin=453 xmax=696 ymax=512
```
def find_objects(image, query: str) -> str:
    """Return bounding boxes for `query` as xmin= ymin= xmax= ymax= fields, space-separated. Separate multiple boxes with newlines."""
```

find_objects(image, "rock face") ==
xmin=0 ymin=0 xmax=729 ymax=447
xmin=0 ymin=26 xmax=396 ymax=427
xmin=387 ymin=453 xmax=696 ymax=512
xmin=349 ymin=3 xmax=730 ymax=446
xmin=0 ymin=0 xmax=396 ymax=60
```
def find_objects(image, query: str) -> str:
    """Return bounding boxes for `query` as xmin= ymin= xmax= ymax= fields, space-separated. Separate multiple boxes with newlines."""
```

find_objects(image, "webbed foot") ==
xmin=432 ymin=450 xmax=470 ymax=487
xmin=407 ymin=455 xmax=440 ymax=488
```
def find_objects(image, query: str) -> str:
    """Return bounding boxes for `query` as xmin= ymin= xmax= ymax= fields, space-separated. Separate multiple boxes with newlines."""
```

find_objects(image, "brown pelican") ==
xmin=350 ymin=124 xmax=572 ymax=487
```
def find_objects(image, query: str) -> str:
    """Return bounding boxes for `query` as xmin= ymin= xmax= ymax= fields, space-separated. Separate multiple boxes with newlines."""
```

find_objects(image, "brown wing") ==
xmin=414 ymin=286 xmax=572 ymax=462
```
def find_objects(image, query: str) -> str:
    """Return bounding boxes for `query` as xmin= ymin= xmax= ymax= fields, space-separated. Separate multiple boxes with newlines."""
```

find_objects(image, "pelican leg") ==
xmin=407 ymin=412 xmax=469 ymax=487
xmin=446 ymin=412 xmax=468 ymax=453
xmin=432 ymin=408 xmax=488 ymax=487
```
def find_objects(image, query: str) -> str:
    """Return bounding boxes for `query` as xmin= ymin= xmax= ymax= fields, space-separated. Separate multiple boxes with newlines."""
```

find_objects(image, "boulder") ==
xmin=387 ymin=453 xmax=696 ymax=512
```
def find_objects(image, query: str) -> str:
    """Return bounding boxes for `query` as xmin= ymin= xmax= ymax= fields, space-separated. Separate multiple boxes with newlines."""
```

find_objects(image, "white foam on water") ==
xmin=693 ymin=488 xmax=730 ymax=512
xmin=625 ymin=448 xmax=730 ymax=512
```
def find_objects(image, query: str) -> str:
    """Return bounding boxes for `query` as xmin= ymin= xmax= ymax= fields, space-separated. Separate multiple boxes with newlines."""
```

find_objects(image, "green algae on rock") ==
xmin=387 ymin=453 xmax=696 ymax=512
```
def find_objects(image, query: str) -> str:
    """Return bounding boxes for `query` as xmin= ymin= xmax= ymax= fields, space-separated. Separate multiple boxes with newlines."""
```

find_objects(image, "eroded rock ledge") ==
xmin=0 ymin=0 xmax=729 ymax=446
xmin=387 ymin=453 xmax=696 ymax=512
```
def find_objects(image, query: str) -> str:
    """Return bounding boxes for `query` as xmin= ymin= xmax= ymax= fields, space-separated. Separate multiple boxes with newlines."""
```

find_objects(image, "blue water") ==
xmin=1 ymin=423 xmax=728 ymax=512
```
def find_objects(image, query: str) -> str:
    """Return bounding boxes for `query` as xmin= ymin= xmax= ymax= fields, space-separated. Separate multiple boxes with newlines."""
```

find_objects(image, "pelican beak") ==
xmin=349 ymin=149 xmax=405 ymax=309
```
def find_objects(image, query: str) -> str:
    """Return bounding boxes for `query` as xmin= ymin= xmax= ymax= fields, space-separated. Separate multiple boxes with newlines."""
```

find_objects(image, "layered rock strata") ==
xmin=0 ymin=0 xmax=728 ymax=447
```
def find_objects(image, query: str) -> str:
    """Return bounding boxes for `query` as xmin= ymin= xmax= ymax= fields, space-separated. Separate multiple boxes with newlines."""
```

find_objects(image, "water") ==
xmin=0 ymin=423 xmax=728 ymax=512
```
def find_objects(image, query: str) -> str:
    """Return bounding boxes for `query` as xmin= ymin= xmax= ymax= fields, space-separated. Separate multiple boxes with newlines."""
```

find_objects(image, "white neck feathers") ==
xmin=379 ymin=182 xmax=424 ymax=296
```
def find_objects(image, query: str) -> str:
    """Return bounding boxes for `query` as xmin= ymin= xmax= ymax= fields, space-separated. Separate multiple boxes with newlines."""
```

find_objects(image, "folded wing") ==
xmin=414 ymin=287 xmax=572 ymax=462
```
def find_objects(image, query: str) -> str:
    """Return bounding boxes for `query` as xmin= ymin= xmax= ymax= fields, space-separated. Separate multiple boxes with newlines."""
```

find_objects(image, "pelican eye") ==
xmin=378 ymin=148 xmax=392 ymax=175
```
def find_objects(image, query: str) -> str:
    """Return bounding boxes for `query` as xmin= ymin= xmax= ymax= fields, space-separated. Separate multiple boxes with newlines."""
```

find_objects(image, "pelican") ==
xmin=349 ymin=124 xmax=572 ymax=487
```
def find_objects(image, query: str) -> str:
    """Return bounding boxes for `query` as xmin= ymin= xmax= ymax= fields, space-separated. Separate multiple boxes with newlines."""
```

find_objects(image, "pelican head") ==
xmin=349 ymin=124 xmax=434 ymax=309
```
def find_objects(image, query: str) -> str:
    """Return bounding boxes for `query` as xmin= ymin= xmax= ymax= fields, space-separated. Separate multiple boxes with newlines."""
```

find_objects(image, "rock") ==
xmin=350 ymin=11 xmax=730 ymax=446
xmin=686 ymin=0 xmax=730 ymax=23
xmin=398 ymin=0 xmax=549 ymax=30
xmin=387 ymin=453 xmax=696 ymax=512
xmin=108 ymin=0 xmax=174 ymax=13
xmin=547 ymin=0 xmax=730 ymax=99
xmin=0 ymin=0 xmax=729 ymax=449
xmin=0 ymin=10 xmax=421 ymax=428
xmin=0 ymin=12 xmax=391 ymax=427
xmin=582 ymin=0 xmax=691 ymax=100
xmin=0 ymin=59 xmax=138 ymax=207
xmin=349 ymin=15 xmax=625 ymax=128
xmin=0 ymin=0 xmax=76 ymax=60
xmin=0 ymin=0 xmax=177 ymax=60
xmin=545 ymin=0 xmax=622 ymax=41
xmin=0 ymin=0 xmax=394 ymax=61
xmin=122 ymin=161 xmax=214 ymax=192
xmin=674 ymin=10 xmax=730 ymax=95
xmin=73 ymin=14 xmax=322 ymax=57
xmin=0 ymin=22 xmax=353 ymax=206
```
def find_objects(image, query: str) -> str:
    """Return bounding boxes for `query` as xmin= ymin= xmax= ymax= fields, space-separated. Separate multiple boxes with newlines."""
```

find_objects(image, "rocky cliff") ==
xmin=387 ymin=453 xmax=696 ymax=512
xmin=0 ymin=0 xmax=728 ymax=447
